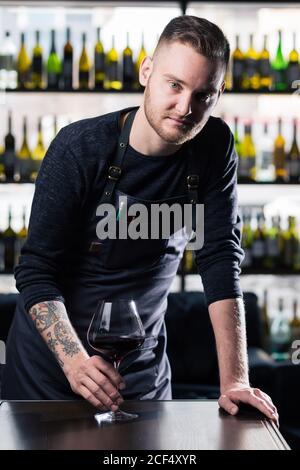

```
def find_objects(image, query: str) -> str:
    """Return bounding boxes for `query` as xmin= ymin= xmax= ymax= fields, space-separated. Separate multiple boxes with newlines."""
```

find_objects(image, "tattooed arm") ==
xmin=29 ymin=300 xmax=125 ymax=410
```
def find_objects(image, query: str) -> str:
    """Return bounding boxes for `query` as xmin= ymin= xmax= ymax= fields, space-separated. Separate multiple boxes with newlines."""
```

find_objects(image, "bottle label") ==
xmin=260 ymin=58 xmax=271 ymax=77
xmin=107 ymin=62 xmax=119 ymax=82
xmin=252 ymin=240 xmax=265 ymax=257
xmin=4 ymin=236 xmax=16 ymax=271
xmin=0 ymin=239 xmax=4 ymax=271
xmin=232 ymin=59 xmax=244 ymax=89
xmin=246 ymin=58 xmax=258 ymax=79
xmin=273 ymin=69 xmax=287 ymax=89
xmin=47 ymin=72 xmax=60 ymax=89
xmin=286 ymin=63 xmax=300 ymax=88
xmin=32 ymin=56 xmax=42 ymax=73
xmin=95 ymin=53 xmax=105 ymax=72
xmin=123 ymin=56 xmax=135 ymax=85
xmin=266 ymin=238 xmax=280 ymax=257
xmin=288 ymin=160 xmax=300 ymax=178
xmin=3 ymin=149 xmax=15 ymax=179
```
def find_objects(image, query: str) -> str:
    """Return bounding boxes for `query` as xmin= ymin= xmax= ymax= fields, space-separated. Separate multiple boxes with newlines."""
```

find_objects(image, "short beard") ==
xmin=144 ymin=81 xmax=202 ymax=145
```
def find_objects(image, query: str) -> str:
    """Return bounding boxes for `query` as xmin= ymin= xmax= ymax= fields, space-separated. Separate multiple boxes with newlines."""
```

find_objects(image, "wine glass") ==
xmin=87 ymin=299 xmax=145 ymax=423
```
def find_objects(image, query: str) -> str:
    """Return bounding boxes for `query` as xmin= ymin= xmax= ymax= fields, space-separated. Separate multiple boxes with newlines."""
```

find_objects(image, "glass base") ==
xmin=94 ymin=410 xmax=138 ymax=424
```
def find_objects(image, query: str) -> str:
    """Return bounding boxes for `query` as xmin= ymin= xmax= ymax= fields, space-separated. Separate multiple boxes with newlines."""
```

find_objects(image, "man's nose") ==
xmin=175 ymin=93 xmax=192 ymax=117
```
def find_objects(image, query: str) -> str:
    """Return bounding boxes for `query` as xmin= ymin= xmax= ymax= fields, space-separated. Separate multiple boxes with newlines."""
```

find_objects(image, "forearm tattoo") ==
xmin=46 ymin=332 xmax=64 ymax=368
xmin=29 ymin=301 xmax=60 ymax=332
xmin=54 ymin=321 xmax=80 ymax=357
xmin=29 ymin=301 xmax=81 ymax=366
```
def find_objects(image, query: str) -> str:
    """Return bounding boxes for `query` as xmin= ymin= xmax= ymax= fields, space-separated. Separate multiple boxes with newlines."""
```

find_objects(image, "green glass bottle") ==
xmin=47 ymin=30 xmax=61 ymax=90
xmin=272 ymin=30 xmax=287 ymax=91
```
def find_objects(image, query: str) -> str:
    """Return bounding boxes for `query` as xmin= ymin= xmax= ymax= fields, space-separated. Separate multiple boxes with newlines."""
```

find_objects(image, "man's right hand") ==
xmin=65 ymin=353 xmax=126 ymax=411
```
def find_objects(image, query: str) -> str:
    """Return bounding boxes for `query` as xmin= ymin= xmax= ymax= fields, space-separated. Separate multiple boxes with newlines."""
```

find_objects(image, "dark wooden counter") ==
xmin=0 ymin=400 xmax=290 ymax=450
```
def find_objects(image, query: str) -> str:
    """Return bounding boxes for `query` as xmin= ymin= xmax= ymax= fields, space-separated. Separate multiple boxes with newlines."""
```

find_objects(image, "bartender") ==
xmin=3 ymin=15 xmax=278 ymax=424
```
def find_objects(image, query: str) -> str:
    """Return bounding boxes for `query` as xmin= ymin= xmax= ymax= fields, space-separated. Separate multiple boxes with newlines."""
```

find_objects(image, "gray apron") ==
xmin=2 ymin=107 xmax=200 ymax=401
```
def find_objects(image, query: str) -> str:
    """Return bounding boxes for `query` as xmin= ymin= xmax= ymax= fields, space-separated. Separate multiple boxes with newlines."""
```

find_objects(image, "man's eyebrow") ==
xmin=163 ymin=74 xmax=218 ymax=94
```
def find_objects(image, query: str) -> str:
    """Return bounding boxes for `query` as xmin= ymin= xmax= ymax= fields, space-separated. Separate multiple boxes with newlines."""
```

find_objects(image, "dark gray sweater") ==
xmin=15 ymin=107 xmax=244 ymax=310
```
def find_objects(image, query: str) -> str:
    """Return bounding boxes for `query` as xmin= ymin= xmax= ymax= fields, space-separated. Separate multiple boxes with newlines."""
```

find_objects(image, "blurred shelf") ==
xmin=3 ymin=88 xmax=143 ymax=94
xmin=3 ymin=89 xmax=298 ymax=95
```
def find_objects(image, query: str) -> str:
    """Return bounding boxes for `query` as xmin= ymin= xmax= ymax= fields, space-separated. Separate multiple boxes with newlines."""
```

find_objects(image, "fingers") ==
xmin=68 ymin=355 xmax=126 ymax=411
xmin=81 ymin=376 xmax=121 ymax=412
xmin=91 ymin=356 xmax=125 ymax=390
xmin=219 ymin=388 xmax=279 ymax=426
xmin=218 ymin=394 xmax=239 ymax=415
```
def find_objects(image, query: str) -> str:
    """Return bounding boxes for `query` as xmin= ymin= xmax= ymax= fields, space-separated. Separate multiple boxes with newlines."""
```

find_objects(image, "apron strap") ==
xmin=99 ymin=108 xmax=138 ymax=205
xmin=186 ymin=146 xmax=199 ymax=204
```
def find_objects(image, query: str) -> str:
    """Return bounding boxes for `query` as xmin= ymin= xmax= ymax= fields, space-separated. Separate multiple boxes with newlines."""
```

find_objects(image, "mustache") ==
xmin=167 ymin=116 xmax=196 ymax=125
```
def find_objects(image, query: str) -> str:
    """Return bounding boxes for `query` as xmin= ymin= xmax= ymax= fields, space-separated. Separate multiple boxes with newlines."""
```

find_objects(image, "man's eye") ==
xmin=169 ymin=82 xmax=179 ymax=89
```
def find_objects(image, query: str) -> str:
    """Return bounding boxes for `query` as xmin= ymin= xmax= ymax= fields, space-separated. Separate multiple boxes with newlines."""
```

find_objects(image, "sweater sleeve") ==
xmin=194 ymin=122 xmax=244 ymax=306
xmin=14 ymin=127 xmax=85 ymax=312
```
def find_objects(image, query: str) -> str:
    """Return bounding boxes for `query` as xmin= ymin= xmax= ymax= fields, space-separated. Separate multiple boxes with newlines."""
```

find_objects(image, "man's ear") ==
xmin=139 ymin=56 xmax=153 ymax=87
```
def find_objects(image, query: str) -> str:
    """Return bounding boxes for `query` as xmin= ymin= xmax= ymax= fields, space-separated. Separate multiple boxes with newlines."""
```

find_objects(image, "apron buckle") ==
xmin=108 ymin=165 xmax=122 ymax=181
xmin=187 ymin=175 xmax=199 ymax=190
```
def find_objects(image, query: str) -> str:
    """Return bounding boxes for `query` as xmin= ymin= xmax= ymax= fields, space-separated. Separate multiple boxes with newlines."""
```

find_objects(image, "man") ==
xmin=3 ymin=15 xmax=278 ymax=424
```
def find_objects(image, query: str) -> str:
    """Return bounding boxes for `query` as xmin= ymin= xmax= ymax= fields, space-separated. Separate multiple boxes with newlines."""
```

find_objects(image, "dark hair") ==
xmin=156 ymin=15 xmax=230 ymax=69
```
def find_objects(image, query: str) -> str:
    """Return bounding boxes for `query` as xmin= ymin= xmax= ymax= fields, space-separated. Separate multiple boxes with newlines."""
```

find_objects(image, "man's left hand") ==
xmin=218 ymin=384 xmax=279 ymax=426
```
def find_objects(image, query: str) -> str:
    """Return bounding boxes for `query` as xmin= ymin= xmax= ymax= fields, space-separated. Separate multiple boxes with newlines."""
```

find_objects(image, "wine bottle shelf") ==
xmin=3 ymin=89 xmax=298 ymax=95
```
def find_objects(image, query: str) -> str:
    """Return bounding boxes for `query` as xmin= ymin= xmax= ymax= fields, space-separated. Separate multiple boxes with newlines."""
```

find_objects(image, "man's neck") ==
xmin=122 ymin=106 xmax=182 ymax=157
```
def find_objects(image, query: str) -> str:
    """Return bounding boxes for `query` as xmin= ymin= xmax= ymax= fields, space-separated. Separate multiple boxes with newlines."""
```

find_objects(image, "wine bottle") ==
xmin=233 ymin=116 xmax=241 ymax=157
xmin=283 ymin=216 xmax=299 ymax=269
xmin=242 ymin=34 xmax=260 ymax=90
xmin=3 ymin=206 xmax=16 ymax=272
xmin=79 ymin=32 xmax=91 ymax=90
xmin=265 ymin=215 xmax=281 ymax=269
xmin=0 ymin=145 xmax=5 ymax=181
xmin=62 ymin=27 xmax=73 ymax=90
xmin=0 ymin=31 xmax=17 ymax=90
xmin=3 ymin=111 xmax=16 ymax=182
xmin=252 ymin=211 xmax=267 ymax=269
xmin=15 ymin=206 xmax=28 ymax=265
xmin=31 ymin=117 xmax=46 ymax=181
xmin=286 ymin=33 xmax=300 ymax=90
xmin=232 ymin=35 xmax=244 ymax=91
xmin=122 ymin=32 xmax=135 ymax=90
xmin=286 ymin=118 xmax=300 ymax=183
xmin=134 ymin=33 xmax=147 ymax=90
xmin=241 ymin=210 xmax=253 ymax=268
xmin=257 ymin=122 xmax=275 ymax=182
xmin=31 ymin=30 xmax=43 ymax=89
xmin=261 ymin=289 xmax=270 ymax=349
xmin=47 ymin=30 xmax=61 ymax=90
xmin=0 ymin=225 xmax=4 ymax=272
xmin=274 ymin=118 xmax=287 ymax=182
xmin=272 ymin=30 xmax=287 ymax=91
xmin=270 ymin=298 xmax=291 ymax=359
xmin=17 ymin=32 xmax=31 ymax=89
xmin=17 ymin=116 xmax=32 ymax=183
xmin=239 ymin=123 xmax=257 ymax=182
xmin=259 ymin=35 xmax=272 ymax=91
xmin=104 ymin=35 xmax=122 ymax=90
xmin=94 ymin=27 xmax=105 ymax=90
xmin=289 ymin=299 xmax=300 ymax=343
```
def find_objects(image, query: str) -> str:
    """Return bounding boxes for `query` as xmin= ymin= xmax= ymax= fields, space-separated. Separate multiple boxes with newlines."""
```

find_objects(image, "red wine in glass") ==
xmin=89 ymin=335 xmax=145 ymax=367
xmin=87 ymin=299 xmax=145 ymax=423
